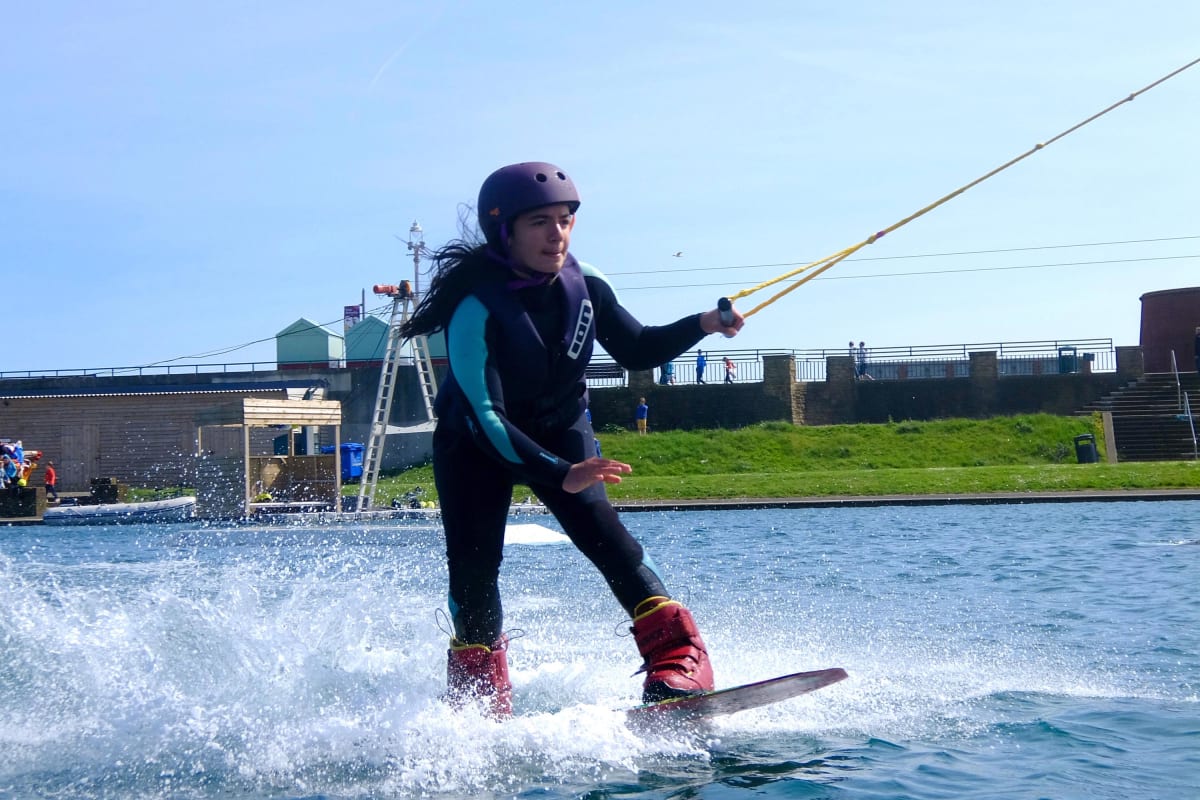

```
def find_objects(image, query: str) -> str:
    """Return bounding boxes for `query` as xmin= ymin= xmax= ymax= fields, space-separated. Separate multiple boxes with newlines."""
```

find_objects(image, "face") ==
xmin=507 ymin=203 xmax=575 ymax=274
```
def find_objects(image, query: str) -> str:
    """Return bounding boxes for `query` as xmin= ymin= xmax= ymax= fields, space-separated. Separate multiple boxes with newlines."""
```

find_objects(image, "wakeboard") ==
xmin=626 ymin=667 xmax=848 ymax=724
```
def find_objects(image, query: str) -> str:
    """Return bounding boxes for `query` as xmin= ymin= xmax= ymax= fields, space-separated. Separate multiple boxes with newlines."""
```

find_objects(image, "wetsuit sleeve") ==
xmin=445 ymin=296 xmax=573 ymax=487
xmin=580 ymin=263 xmax=707 ymax=370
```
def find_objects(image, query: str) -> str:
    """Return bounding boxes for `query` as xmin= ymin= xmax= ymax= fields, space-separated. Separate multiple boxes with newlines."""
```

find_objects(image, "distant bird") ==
xmin=672 ymin=251 xmax=683 ymax=257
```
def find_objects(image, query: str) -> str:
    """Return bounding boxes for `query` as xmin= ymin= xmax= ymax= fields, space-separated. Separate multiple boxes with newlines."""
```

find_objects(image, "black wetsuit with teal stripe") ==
xmin=433 ymin=255 xmax=707 ymax=645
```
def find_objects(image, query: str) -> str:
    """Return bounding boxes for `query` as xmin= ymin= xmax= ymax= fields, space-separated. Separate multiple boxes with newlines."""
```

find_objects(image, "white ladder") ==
xmin=357 ymin=283 xmax=437 ymax=511
xmin=410 ymin=326 xmax=438 ymax=422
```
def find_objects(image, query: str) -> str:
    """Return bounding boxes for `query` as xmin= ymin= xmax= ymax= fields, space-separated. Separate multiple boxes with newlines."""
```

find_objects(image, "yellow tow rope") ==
xmin=724 ymin=56 xmax=1200 ymax=320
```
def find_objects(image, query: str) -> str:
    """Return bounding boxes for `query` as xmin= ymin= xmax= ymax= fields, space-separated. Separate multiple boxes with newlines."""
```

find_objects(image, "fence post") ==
xmin=763 ymin=355 xmax=802 ymax=424
xmin=629 ymin=369 xmax=654 ymax=393
xmin=969 ymin=351 xmax=998 ymax=417
xmin=1115 ymin=346 xmax=1144 ymax=379
xmin=825 ymin=355 xmax=856 ymax=424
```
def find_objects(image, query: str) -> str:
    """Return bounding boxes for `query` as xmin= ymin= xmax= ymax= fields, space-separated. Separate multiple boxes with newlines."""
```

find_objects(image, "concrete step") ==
xmin=1090 ymin=372 xmax=1199 ymax=462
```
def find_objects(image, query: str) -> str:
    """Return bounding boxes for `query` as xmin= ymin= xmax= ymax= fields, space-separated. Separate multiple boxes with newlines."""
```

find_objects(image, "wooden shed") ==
xmin=194 ymin=397 xmax=343 ymax=518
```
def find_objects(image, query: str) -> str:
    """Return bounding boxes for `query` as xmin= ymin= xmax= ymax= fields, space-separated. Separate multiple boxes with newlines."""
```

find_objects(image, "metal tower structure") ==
xmin=356 ymin=222 xmax=437 ymax=510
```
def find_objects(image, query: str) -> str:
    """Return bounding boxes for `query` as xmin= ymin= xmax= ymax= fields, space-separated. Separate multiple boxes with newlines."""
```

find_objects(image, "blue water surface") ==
xmin=1 ymin=501 xmax=1197 ymax=799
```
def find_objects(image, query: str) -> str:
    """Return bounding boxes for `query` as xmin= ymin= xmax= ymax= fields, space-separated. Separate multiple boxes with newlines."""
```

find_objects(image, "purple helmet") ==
xmin=477 ymin=162 xmax=580 ymax=247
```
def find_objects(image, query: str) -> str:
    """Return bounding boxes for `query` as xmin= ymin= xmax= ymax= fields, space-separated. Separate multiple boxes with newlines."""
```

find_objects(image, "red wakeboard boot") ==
xmin=631 ymin=596 xmax=715 ymax=703
xmin=446 ymin=636 xmax=512 ymax=718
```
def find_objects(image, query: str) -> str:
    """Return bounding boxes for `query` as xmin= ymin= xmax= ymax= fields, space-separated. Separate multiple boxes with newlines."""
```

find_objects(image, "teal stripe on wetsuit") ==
xmin=444 ymin=295 xmax=523 ymax=465
xmin=578 ymin=261 xmax=617 ymax=300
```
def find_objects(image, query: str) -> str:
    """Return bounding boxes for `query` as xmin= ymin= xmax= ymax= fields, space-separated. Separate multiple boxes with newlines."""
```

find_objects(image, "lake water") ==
xmin=1 ymin=501 xmax=1197 ymax=799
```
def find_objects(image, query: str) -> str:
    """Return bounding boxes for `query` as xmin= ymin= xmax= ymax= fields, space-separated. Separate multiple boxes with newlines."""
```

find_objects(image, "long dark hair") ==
xmin=399 ymin=239 xmax=503 ymax=339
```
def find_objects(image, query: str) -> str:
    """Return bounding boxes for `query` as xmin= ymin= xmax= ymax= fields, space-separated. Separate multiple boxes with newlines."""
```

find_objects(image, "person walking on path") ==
xmin=43 ymin=461 xmax=59 ymax=502
xmin=695 ymin=349 xmax=707 ymax=384
xmin=398 ymin=161 xmax=744 ymax=717
xmin=723 ymin=356 xmax=736 ymax=384
xmin=856 ymin=341 xmax=871 ymax=380
xmin=635 ymin=397 xmax=649 ymax=435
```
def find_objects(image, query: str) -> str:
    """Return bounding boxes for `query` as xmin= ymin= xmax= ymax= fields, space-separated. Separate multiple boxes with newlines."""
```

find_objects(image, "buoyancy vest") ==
xmin=436 ymin=255 xmax=595 ymax=435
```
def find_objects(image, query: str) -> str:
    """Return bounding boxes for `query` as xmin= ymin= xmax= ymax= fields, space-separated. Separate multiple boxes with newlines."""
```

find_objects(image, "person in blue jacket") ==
xmin=658 ymin=361 xmax=675 ymax=385
xmin=400 ymin=162 xmax=744 ymax=716
xmin=1 ymin=455 xmax=18 ymax=495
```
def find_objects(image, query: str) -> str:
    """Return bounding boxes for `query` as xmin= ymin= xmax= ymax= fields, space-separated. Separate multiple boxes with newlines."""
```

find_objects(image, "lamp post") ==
xmin=407 ymin=221 xmax=425 ymax=297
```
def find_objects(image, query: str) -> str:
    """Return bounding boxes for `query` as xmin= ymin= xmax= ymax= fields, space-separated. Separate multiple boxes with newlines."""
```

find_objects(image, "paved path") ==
xmin=6 ymin=489 xmax=1196 ymax=525
xmin=613 ymin=488 xmax=1200 ymax=512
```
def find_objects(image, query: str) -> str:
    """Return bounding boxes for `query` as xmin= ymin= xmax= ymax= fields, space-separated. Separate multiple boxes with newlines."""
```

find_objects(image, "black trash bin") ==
xmin=1073 ymin=434 xmax=1098 ymax=464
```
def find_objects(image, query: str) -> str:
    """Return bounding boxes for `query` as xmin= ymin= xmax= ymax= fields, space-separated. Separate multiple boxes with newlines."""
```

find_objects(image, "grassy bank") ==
xmin=370 ymin=414 xmax=1199 ymax=505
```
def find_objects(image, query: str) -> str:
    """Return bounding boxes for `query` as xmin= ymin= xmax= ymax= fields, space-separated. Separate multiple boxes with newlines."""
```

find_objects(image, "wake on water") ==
xmin=0 ymin=507 xmax=1193 ymax=798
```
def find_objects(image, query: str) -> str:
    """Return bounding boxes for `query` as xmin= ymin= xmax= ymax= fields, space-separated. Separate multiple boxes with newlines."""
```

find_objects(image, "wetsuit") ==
xmin=433 ymin=256 xmax=707 ymax=644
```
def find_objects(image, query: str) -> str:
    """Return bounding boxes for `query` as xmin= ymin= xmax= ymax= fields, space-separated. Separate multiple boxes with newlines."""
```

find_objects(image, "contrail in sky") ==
xmin=368 ymin=38 xmax=418 ymax=92
xmin=366 ymin=4 xmax=454 ymax=92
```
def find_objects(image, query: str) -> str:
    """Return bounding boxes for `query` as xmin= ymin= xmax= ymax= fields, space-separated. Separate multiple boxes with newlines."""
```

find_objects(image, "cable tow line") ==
xmin=719 ymin=56 xmax=1200 ymax=319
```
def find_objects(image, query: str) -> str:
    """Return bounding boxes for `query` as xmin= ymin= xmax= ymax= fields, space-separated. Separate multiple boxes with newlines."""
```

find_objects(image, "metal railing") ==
xmin=0 ymin=360 xmax=310 ymax=380
xmin=1183 ymin=391 xmax=1198 ymax=460
xmin=1170 ymin=350 xmax=1182 ymax=410
xmin=797 ymin=339 xmax=1115 ymax=383
xmin=1169 ymin=350 xmax=1197 ymax=460
xmin=2 ymin=338 xmax=1118 ymax=387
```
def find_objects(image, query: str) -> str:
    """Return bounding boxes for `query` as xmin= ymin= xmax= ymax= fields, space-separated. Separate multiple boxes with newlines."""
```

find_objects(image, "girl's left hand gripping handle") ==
xmin=717 ymin=297 xmax=734 ymax=327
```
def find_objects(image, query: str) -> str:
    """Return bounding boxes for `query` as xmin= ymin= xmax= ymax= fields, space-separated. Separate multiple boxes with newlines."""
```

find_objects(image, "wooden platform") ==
xmin=0 ymin=485 xmax=46 ymax=521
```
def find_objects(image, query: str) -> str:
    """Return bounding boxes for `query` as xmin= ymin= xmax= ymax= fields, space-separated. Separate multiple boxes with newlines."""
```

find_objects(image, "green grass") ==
xmin=365 ymin=414 xmax=1199 ymax=505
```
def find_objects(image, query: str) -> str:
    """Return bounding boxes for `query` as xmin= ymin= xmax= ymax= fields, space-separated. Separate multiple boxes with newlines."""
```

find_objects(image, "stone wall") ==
xmin=588 ymin=349 xmax=1140 ymax=431
xmin=0 ymin=348 xmax=1145 ymax=490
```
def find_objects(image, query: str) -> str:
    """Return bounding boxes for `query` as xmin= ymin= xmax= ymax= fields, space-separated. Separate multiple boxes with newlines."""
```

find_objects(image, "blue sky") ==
xmin=4 ymin=2 xmax=1198 ymax=374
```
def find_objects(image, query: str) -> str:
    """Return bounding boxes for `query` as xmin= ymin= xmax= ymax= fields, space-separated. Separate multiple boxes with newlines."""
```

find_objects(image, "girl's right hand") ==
xmin=562 ymin=457 xmax=632 ymax=494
